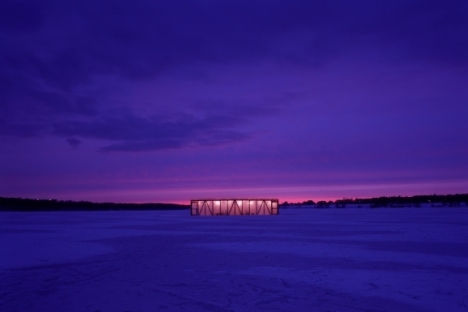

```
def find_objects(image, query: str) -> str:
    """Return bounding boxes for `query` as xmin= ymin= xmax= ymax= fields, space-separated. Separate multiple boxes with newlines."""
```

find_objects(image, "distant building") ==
xmin=191 ymin=199 xmax=279 ymax=216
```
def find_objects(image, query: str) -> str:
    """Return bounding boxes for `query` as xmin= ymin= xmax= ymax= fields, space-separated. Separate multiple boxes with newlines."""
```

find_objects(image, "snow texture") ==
xmin=1 ymin=208 xmax=468 ymax=311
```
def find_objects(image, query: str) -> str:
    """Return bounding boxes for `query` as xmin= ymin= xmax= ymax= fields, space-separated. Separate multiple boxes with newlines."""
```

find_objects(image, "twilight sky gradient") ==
xmin=1 ymin=1 xmax=467 ymax=204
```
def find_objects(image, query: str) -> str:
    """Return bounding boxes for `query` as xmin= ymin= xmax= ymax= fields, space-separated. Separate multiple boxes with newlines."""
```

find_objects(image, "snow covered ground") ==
xmin=1 ymin=207 xmax=468 ymax=311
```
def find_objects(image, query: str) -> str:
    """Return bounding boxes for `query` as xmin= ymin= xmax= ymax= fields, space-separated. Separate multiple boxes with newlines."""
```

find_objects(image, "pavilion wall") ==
xmin=191 ymin=199 xmax=279 ymax=216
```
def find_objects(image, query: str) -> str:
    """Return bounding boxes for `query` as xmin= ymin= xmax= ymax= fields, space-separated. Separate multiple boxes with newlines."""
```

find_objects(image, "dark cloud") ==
xmin=0 ymin=119 xmax=46 ymax=138
xmin=101 ymin=130 xmax=249 ymax=152
xmin=0 ymin=0 xmax=44 ymax=32
xmin=52 ymin=109 xmax=252 ymax=152
xmin=3 ymin=1 xmax=466 ymax=86
xmin=66 ymin=137 xmax=81 ymax=147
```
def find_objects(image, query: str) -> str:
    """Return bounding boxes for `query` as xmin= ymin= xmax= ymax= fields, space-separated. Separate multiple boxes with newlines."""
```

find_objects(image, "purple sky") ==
xmin=1 ymin=1 xmax=467 ymax=204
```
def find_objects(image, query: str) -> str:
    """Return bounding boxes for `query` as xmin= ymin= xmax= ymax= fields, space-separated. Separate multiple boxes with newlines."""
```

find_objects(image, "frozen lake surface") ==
xmin=1 ymin=208 xmax=468 ymax=311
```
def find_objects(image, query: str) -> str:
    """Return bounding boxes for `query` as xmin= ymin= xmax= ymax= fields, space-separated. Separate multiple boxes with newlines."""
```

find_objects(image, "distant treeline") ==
xmin=2 ymin=194 xmax=467 ymax=211
xmin=0 ymin=197 xmax=189 ymax=212
xmin=282 ymin=193 xmax=468 ymax=208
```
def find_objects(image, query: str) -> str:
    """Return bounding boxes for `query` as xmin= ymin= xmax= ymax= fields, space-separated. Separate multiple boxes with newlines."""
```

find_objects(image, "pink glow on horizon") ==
xmin=6 ymin=180 xmax=465 ymax=205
